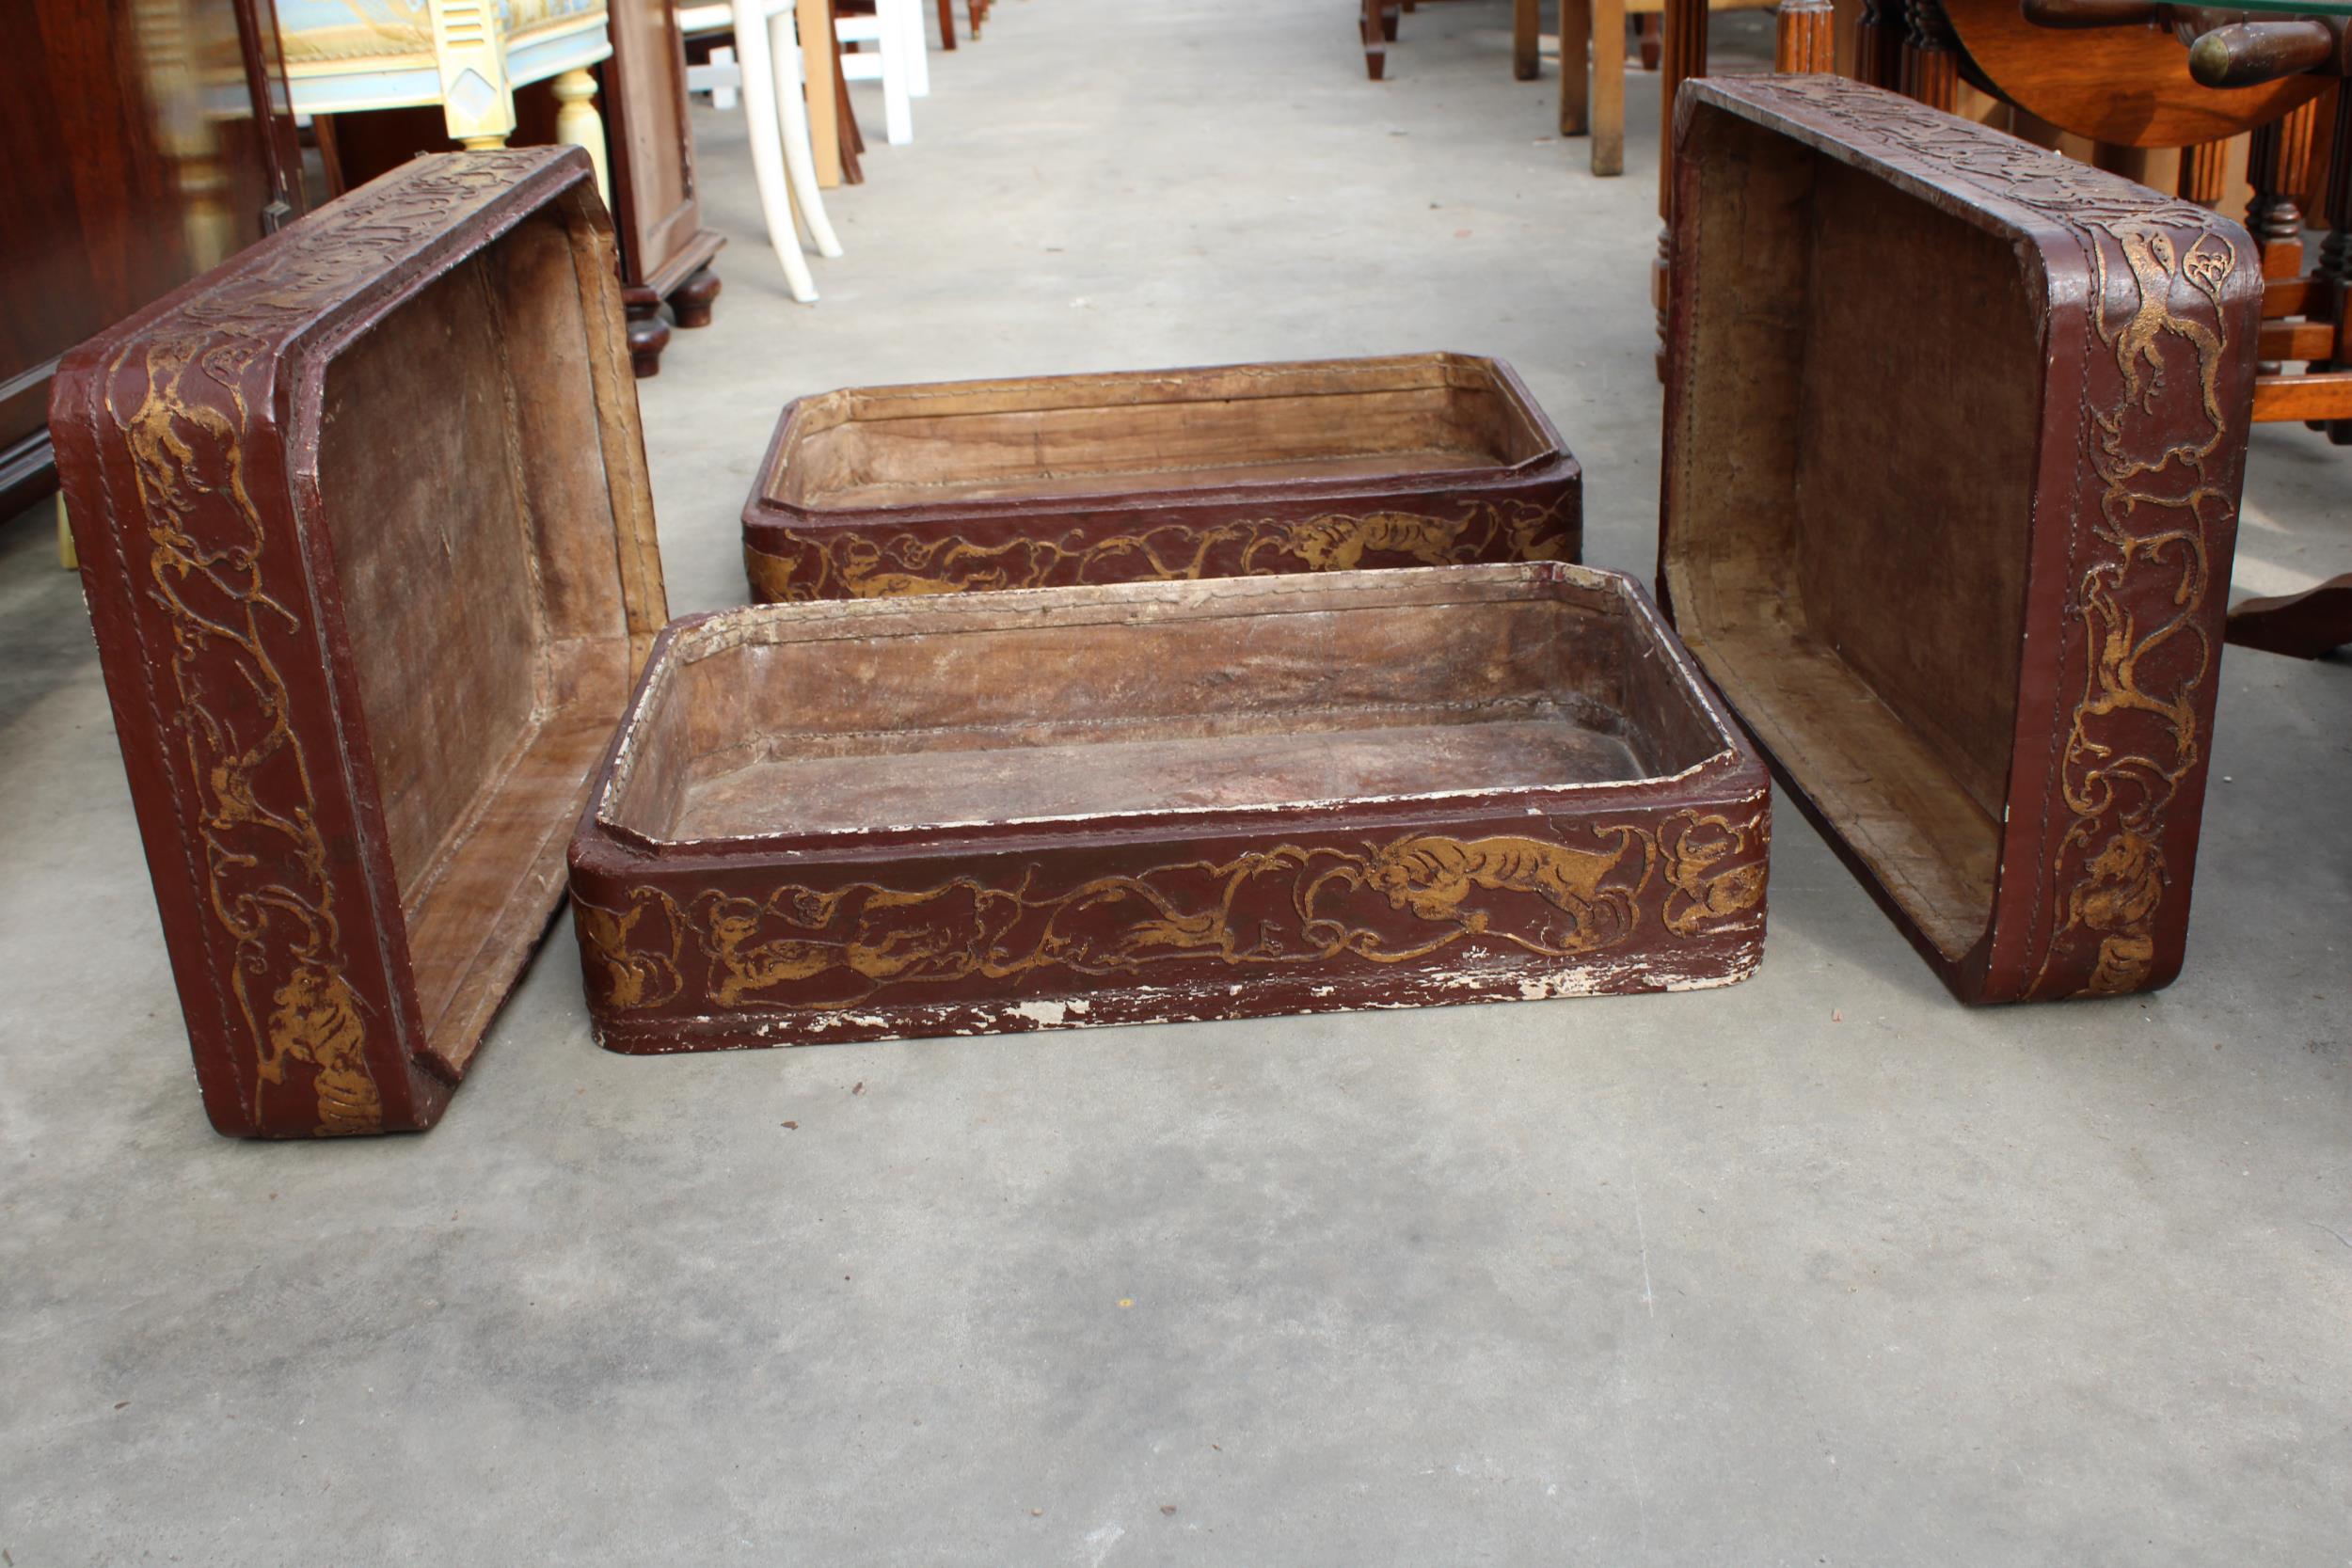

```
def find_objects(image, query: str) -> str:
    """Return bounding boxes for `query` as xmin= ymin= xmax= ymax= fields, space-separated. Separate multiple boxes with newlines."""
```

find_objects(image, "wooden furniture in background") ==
xmin=1661 ymin=75 xmax=2261 ymax=1002
xmin=310 ymin=0 xmax=723 ymax=375
xmin=679 ymin=0 xmax=842 ymax=305
xmin=53 ymin=149 xmax=668 ymax=1138
xmin=1646 ymin=0 xmax=1835 ymax=358
xmin=1541 ymin=0 xmax=1789 ymax=174
xmin=275 ymin=0 xmax=614 ymax=195
xmin=798 ymin=0 xmax=845 ymax=182
xmin=3 ymin=0 xmax=305 ymax=518
xmin=607 ymin=0 xmax=725 ymax=371
xmin=1361 ymin=0 xmax=1401 ymax=78
xmin=739 ymin=355 xmax=1583 ymax=600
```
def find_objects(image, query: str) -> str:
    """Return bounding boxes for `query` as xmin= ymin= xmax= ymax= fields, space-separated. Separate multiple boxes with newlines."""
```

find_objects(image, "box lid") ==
xmin=1657 ymin=76 xmax=2262 ymax=1003
xmin=53 ymin=149 xmax=668 ymax=1135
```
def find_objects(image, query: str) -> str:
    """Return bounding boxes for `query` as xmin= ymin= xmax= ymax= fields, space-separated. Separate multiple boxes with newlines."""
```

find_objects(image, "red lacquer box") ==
xmin=52 ymin=150 xmax=669 ymax=1136
xmin=1659 ymin=76 xmax=2261 ymax=1004
xmin=569 ymin=564 xmax=1770 ymax=1052
xmin=739 ymin=355 xmax=1582 ymax=601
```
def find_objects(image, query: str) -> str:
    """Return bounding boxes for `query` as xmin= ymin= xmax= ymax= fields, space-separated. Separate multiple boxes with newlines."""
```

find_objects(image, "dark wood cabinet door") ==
xmin=2 ymin=0 xmax=302 ymax=513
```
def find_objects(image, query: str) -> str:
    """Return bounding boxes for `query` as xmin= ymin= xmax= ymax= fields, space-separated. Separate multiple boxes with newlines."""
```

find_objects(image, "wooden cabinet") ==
xmin=603 ymin=0 xmax=723 ymax=374
xmin=308 ymin=0 xmax=721 ymax=377
xmin=1 ymin=0 xmax=304 ymax=514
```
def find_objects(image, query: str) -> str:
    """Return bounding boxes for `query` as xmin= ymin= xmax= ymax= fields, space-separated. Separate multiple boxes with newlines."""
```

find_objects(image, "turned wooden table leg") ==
xmin=2249 ymin=99 xmax=2319 ymax=281
xmin=550 ymin=67 xmax=611 ymax=208
xmin=1853 ymin=0 xmax=1901 ymax=86
xmin=1899 ymin=0 xmax=1959 ymax=112
xmin=1561 ymin=0 xmax=1593 ymax=135
xmin=2229 ymin=91 xmax=2352 ymax=654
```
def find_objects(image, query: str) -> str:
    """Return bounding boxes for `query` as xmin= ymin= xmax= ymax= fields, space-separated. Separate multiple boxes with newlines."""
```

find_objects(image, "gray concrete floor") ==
xmin=5 ymin=1 xmax=2350 ymax=1560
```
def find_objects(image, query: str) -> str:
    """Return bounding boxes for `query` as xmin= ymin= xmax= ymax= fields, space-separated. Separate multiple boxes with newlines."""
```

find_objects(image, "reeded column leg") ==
xmin=1653 ymin=0 xmax=1707 ymax=376
xmin=1899 ymin=0 xmax=1959 ymax=111
xmin=1774 ymin=0 xmax=1836 ymax=72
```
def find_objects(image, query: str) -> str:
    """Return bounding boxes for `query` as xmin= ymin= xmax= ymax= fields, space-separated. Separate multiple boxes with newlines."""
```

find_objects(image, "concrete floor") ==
xmin=5 ymin=1 xmax=2350 ymax=1560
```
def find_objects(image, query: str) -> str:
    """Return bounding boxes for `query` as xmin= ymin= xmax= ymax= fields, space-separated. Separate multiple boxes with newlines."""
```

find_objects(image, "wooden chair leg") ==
xmin=1593 ymin=0 xmax=1626 ymax=176
xmin=772 ymin=4 xmax=843 ymax=257
xmin=800 ymin=0 xmax=843 ymax=185
xmin=1514 ymin=0 xmax=1540 ymax=79
xmin=1560 ymin=0 xmax=1592 ymax=135
xmin=1362 ymin=0 xmax=1388 ymax=79
xmin=1636 ymin=13 xmax=1661 ymax=70
xmin=936 ymin=0 xmax=955 ymax=49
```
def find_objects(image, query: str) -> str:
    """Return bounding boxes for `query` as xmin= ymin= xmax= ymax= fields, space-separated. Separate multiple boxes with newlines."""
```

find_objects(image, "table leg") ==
xmin=1593 ymin=0 xmax=1626 ymax=175
xmin=1560 ymin=0 xmax=1592 ymax=135
xmin=800 ymin=0 xmax=843 ymax=185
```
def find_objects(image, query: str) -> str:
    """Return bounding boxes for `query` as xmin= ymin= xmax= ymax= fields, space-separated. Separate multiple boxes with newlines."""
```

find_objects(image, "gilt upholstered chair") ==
xmin=275 ymin=0 xmax=615 ymax=199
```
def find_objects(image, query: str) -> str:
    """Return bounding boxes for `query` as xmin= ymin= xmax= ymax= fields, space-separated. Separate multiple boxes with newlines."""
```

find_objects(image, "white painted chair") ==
xmin=834 ymin=0 xmax=918 ymax=145
xmin=678 ymin=0 xmax=842 ymax=303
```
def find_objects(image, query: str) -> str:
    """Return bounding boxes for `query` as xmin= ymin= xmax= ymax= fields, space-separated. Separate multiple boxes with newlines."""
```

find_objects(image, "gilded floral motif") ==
xmin=746 ymin=497 xmax=1570 ymax=601
xmin=577 ymin=809 xmax=1766 ymax=1017
xmin=1759 ymin=78 xmax=2248 ymax=997
xmin=96 ymin=155 xmax=528 ymax=1132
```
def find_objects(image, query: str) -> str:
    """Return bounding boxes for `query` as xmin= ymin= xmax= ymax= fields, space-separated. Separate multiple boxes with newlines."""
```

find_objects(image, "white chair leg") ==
xmin=877 ymin=11 xmax=913 ymax=143
xmin=837 ymin=11 xmax=910 ymax=146
xmin=731 ymin=0 xmax=819 ymax=301
xmin=897 ymin=0 xmax=930 ymax=98
xmin=771 ymin=7 xmax=843 ymax=258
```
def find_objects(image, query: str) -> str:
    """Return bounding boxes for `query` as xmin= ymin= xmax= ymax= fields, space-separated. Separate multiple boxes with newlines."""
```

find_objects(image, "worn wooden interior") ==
xmin=315 ymin=207 xmax=637 ymax=1074
xmin=767 ymin=355 xmax=1559 ymax=510
xmin=1663 ymin=106 xmax=2042 ymax=961
xmin=606 ymin=568 xmax=1730 ymax=845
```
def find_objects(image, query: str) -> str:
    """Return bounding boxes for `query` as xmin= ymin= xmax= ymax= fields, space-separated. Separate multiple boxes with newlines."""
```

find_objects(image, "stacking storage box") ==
xmin=739 ymin=356 xmax=1581 ymax=600
xmin=569 ymin=563 xmax=1771 ymax=1052
xmin=52 ymin=150 xmax=668 ymax=1137
xmin=1659 ymin=76 xmax=2261 ymax=1004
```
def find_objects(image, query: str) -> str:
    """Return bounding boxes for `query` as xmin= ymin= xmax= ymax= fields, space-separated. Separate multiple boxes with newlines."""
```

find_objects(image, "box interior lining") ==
xmin=607 ymin=574 xmax=1727 ymax=843
xmin=771 ymin=356 xmax=1556 ymax=510
xmin=316 ymin=207 xmax=632 ymax=1071
xmin=1663 ymin=108 xmax=2041 ymax=961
